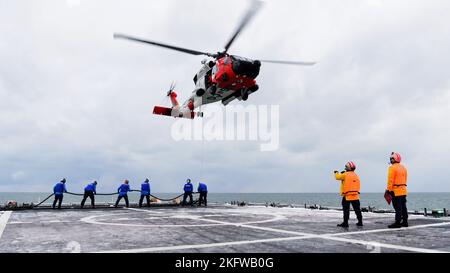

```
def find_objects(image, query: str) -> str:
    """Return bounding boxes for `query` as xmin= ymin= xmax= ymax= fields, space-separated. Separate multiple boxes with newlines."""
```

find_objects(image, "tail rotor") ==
xmin=167 ymin=81 xmax=176 ymax=97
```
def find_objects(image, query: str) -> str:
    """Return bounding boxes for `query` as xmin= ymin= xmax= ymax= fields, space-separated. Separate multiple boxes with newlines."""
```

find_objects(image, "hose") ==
xmin=130 ymin=190 xmax=199 ymax=202
xmin=67 ymin=192 xmax=118 ymax=196
xmin=33 ymin=193 xmax=54 ymax=208
xmin=68 ymin=190 xmax=197 ymax=202
xmin=32 ymin=191 xmax=199 ymax=208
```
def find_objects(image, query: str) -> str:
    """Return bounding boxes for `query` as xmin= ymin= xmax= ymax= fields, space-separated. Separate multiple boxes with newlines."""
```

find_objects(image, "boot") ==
xmin=337 ymin=222 xmax=349 ymax=228
xmin=401 ymin=221 xmax=408 ymax=227
xmin=388 ymin=222 xmax=402 ymax=228
xmin=356 ymin=221 xmax=363 ymax=227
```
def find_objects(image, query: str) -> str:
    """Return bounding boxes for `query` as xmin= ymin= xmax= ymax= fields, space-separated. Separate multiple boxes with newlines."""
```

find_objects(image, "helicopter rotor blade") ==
xmin=259 ymin=60 xmax=316 ymax=66
xmin=114 ymin=33 xmax=214 ymax=57
xmin=223 ymin=0 xmax=264 ymax=53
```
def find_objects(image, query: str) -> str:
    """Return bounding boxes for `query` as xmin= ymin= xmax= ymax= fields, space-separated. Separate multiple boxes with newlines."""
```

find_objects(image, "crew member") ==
xmin=53 ymin=178 xmax=67 ymax=209
xmin=81 ymin=181 xmax=97 ymax=209
xmin=197 ymin=182 xmax=208 ymax=206
xmin=115 ymin=180 xmax=131 ymax=208
xmin=139 ymin=179 xmax=151 ymax=208
xmin=334 ymin=161 xmax=363 ymax=228
xmin=386 ymin=152 xmax=409 ymax=228
xmin=182 ymin=179 xmax=194 ymax=206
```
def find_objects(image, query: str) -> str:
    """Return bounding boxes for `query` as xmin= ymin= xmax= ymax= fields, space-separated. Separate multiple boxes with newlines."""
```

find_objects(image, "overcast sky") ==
xmin=1 ymin=0 xmax=449 ymax=193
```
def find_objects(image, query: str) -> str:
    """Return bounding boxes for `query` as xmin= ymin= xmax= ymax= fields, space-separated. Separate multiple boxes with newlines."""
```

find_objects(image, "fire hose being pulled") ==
xmin=33 ymin=191 xmax=199 ymax=208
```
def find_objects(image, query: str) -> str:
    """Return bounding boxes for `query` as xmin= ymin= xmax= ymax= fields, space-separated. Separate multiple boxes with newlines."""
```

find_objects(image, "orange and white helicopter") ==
xmin=114 ymin=0 xmax=314 ymax=119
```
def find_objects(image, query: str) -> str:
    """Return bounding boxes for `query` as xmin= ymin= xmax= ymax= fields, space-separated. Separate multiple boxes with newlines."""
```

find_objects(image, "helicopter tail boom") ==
xmin=168 ymin=91 xmax=180 ymax=108
xmin=153 ymin=106 xmax=198 ymax=119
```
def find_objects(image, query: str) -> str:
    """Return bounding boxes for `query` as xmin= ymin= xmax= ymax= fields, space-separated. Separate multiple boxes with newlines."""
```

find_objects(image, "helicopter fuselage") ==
xmin=117 ymin=0 xmax=313 ymax=119
xmin=181 ymin=55 xmax=261 ymax=112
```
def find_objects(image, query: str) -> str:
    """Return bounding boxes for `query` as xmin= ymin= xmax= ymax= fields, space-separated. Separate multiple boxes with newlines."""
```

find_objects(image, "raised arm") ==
xmin=334 ymin=172 xmax=346 ymax=181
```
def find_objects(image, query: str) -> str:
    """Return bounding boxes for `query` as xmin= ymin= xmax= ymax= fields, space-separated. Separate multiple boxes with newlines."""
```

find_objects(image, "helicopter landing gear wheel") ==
xmin=241 ymin=89 xmax=249 ymax=101
xmin=249 ymin=84 xmax=259 ymax=93
xmin=196 ymin=89 xmax=205 ymax=96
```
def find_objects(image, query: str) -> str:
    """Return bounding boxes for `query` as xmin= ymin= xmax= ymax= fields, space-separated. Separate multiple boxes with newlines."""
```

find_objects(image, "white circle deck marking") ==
xmin=80 ymin=209 xmax=284 ymax=228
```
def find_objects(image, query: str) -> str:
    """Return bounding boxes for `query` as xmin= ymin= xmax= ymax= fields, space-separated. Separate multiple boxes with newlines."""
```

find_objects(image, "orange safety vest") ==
xmin=387 ymin=163 xmax=408 ymax=196
xmin=335 ymin=171 xmax=361 ymax=201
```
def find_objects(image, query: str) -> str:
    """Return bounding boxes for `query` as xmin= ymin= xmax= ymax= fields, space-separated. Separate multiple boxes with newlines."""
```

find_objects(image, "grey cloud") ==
xmin=1 ymin=0 xmax=450 ymax=193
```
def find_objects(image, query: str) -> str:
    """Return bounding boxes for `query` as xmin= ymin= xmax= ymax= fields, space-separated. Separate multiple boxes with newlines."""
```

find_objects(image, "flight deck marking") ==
xmin=99 ymin=221 xmax=450 ymax=254
xmin=161 ymin=216 xmax=450 ymax=253
xmin=0 ymin=211 xmax=12 ymax=240
xmin=97 ymin=232 xmax=447 ymax=254
xmin=78 ymin=207 xmax=450 ymax=253
xmin=129 ymin=208 xmax=450 ymax=240
xmin=229 ymin=220 xmax=450 ymax=253
xmin=183 ymin=216 xmax=311 ymax=236
xmin=97 ymin=209 xmax=450 ymax=253
xmin=80 ymin=208 xmax=284 ymax=228
xmin=96 ymin=235 xmax=311 ymax=253
xmin=332 ymin=221 xmax=450 ymax=237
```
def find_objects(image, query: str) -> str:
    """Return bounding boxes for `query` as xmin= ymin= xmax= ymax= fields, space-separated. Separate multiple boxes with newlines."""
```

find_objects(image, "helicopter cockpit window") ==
xmin=212 ymin=65 xmax=219 ymax=78
xmin=224 ymin=57 xmax=231 ymax=65
xmin=230 ymin=55 xmax=260 ymax=78
xmin=232 ymin=55 xmax=252 ymax=63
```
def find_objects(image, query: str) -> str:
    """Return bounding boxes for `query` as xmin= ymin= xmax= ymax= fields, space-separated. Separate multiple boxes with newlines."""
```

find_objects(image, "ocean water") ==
xmin=0 ymin=192 xmax=449 ymax=211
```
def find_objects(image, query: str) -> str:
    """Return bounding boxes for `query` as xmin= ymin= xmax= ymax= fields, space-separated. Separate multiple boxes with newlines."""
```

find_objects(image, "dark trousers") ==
xmin=53 ymin=195 xmax=63 ymax=209
xmin=391 ymin=193 xmax=408 ymax=223
xmin=139 ymin=195 xmax=150 ymax=207
xmin=81 ymin=190 xmax=95 ymax=208
xmin=115 ymin=194 xmax=129 ymax=207
xmin=342 ymin=197 xmax=363 ymax=224
xmin=182 ymin=192 xmax=193 ymax=206
xmin=198 ymin=192 xmax=207 ymax=206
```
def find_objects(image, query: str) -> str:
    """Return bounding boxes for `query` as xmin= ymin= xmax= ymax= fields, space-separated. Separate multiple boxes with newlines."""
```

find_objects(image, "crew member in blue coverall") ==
xmin=81 ymin=181 xmax=97 ymax=208
xmin=182 ymin=179 xmax=194 ymax=206
xmin=197 ymin=183 xmax=208 ymax=206
xmin=139 ymin=179 xmax=151 ymax=207
xmin=115 ymin=180 xmax=131 ymax=208
xmin=53 ymin=178 xmax=67 ymax=209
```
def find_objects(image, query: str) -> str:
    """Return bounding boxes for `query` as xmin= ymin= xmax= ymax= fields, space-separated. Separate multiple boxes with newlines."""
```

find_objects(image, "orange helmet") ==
xmin=345 ymin=161 xmax=356 ymax=171
xmin=390 ymin=152 xmax=402 ymax=163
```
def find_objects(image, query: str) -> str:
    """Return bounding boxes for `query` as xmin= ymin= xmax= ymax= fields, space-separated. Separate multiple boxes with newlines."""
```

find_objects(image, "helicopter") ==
xmin=114 ymin=0 xmax=315 ymax=119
